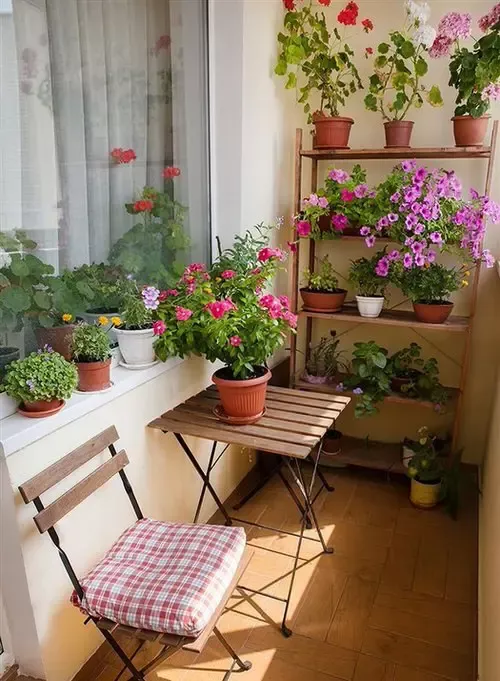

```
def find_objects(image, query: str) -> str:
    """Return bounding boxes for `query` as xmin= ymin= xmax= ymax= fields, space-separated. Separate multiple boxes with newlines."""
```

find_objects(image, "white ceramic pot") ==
xmin=356 ymin=295 xmax=384 ymax=318
xmin=115 ymin=328 xmax=155 ymax=366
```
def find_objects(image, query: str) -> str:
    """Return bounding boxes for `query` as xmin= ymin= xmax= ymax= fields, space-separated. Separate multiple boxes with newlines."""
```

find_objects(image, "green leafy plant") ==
xmin=407 ymin=426 xmax=445 ymax=482
xmin=275 ymin=1 xmax=369 ymax=121
xmin=305 ymin=332 xmax=348 ymax=379
xmin=71 ymin=322 xmax=113 ymax=363
xmin=109 ymin=185 xmax=190 ymax=289
xmin=60 ymin=264 xmax=135 ymax=313
xmin=394 ymin=262 xmax=465 ymax=303
xmin=211 ymin=223 xmax=276 ymax=277
xmin=154 ymin=227 xmax=295 ymax=379
xmin=302 ymin=255 xmax=342 ymax=292
xmin=120 ymin=289 xmax=154 ymax=330
xmin=343 ymin=341 xmax=390 ymax=417
xmin=430 ymin=7 xmax=500 ymax=118
xmin=3 ymin=349 xmax=78 ymax=404
xmin=349 ymin=251 xmax=390 ymax=296
xmin=365 ymin=3 xmax=443 ymax=120
xmin=387 ymin=343 xmax=450 ymax=409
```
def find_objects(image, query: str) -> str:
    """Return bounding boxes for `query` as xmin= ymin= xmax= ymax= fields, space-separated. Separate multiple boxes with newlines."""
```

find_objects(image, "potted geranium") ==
xmin=302 ymin=333 xmax=348 ymax=384
xmin=275 ymin=0 xmax=373 ymax=148
xmin=394 ymin=262 xmax=466 ymax=323
xmin=154 ymin=227 xmax=296 ymax=424
xmin=364 ymin=0 xmax=443 ymax=147
xmin=72 ymin=320 xmax=119 ymax=392
xmin=301 ymin=255 xmax=347 ymax=312
xmin=114 ymin=288 xmax=156 ymax=368
xmin=349 ymin=250 xmax=395 ymax=318
xmin=407 ymin=427 xmax=444 ymax=508
xmin=3 ymin=347 xmax=78 ymax=417
xmin=429 ymin=5 xmax=500 ymax=146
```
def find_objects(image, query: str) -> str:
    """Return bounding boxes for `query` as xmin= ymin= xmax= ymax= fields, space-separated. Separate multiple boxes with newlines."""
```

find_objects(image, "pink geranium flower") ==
xmin=175 ymin=306 xmax=193 ymax=321
xmin=279 ymin=295 xmax=290 ymax=309
xmin=341 ymin=189 xmax=355 ymax=202
xmin=205 ymin=301 xmax=228 ymax=319
xmin=282 ymin=310 xmax=298 ymax=328
xmin=153 ymin=320 xmax=166 ymax=335
xmin=287 ymin=241 xmax=298 ymax=253
xmin=221 ymin=269 xmax=235 ymax=280
xmin=296 ymin=220 xmax=312 ymax=237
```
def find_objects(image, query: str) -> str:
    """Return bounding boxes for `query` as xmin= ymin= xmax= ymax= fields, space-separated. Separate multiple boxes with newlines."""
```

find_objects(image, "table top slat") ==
xmin=194 ymin=390 xmax=342 ymax=418
xmin=267 ymin=384 xmax=351 ymax=405
xmin=149 ymin=416 xmax=312 ymax=458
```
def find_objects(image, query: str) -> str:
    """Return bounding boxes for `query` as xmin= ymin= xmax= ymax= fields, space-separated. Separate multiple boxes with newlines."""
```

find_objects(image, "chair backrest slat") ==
xmin=33 ymin=450 xmax=129 ymax=533
xmin=19 ymin=426 xmax=119 ymax=503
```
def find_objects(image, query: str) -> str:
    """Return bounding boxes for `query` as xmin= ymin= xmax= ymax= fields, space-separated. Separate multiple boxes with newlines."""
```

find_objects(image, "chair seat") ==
xmin=71 ymin=518 xmax=246 ymax=637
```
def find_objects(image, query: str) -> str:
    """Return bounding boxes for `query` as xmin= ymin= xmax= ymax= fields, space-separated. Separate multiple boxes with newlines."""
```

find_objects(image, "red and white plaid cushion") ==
xmin=70 ymin=518 xmax=245 ymax=637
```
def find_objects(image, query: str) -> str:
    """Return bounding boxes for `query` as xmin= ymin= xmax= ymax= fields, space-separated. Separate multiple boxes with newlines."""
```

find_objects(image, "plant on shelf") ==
xmin=154 ymin=224 xmax=296 ymax=424
xmin=2 ymin=347 xmax=78 ymax=417
xmin=301 ymin=255 xmax=347 ymax=312
xmin=406 ymin=426 xmax=445 ymax=508
xmin=275 ymin=0 xmax=373 ymax=149
xmin=114 ymin=287 xmax=156 ymax=368
xmin=303 ymin=332 xmax=348 ymax=384
xmin=394 ymin=261 xmax=467 ymax=323
xmin=342 ymin=341 xmax=390 ymax=417
xmin=364 ymin=0 xmax=443 ymax=147
xmin=429 ymin=4 xmax=500 ymax=146
xmin=71 ymin=320 xmax=118 ymax=392
xmin=109 ymin=180 xmax=190 ymax=290
xmin=349 ymin=249 xmax=394 ymax=318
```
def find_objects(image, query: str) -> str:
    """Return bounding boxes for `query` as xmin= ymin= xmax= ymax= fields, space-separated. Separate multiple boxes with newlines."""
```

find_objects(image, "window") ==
xmin=0 ymin=0 xmax=210 ymax=368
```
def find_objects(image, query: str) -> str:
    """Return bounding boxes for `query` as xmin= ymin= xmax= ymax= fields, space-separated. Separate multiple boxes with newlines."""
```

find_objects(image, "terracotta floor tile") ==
xmin=293 ymin=566 xmax=348 ymax=641
xmin=380 ymin=532 xmax=419 ymax=591
xmin=327 ymin=576 xmax=378 ymax=651
xmin=412 ymin=536 xmax=448 ymax=598
xmin=353 ymin=654 xmax=395 ymax=681
xmin=375 ymin=586 xmax=474 ymax=628
xmin=393 ymin=666 xmax=453 ymax=681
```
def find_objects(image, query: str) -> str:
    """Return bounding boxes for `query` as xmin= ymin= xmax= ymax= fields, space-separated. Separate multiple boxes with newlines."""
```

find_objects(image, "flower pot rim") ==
xmin=413 ymin=477 xmax=442 ymax=486
xmin=213 ymin=367 xmax=271 ymax=387
xmin=414 ymin=300 xmax=453 ymax=306
xmin=0 ymin=346 xmax=20 ymax=356
xmin=75 ymin=358 xmax=112 ymax=368
xmin=85 ymin=307 xmax=121 ymax=314
xmin=313 ymin=115 xmax=354 ymax=124
xmin=355 ymin=294 xmax=384 ymax=301
xmin=300 ymin=287 xmax=347 ymax=294
xmin=451 ymin=114 xmax=490 ymax=121
xmin=114 ymin=326 xmax=154 ymax=335
xmin=384 ymin=120 xmax=414 ymax=126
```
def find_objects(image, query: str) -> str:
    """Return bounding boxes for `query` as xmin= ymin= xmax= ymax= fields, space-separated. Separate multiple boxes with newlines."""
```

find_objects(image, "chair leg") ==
xmin=100 ymin=629 xmax=145 ymax=681
xmin=214 ymin=627 xmax=252 ymax=674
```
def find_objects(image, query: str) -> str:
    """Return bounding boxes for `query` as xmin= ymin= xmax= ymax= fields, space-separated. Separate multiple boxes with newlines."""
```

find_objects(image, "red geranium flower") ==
xmin=110 ymin=147 xmax=136 ymax=164
xmin=163 ymin=166 xmax=181 ymax=179
xmin=362 ymin=18 xmax=374 ymax=32
xmin=318 ymin=0 xmax=331 ymax=5
xmin=338 ymin=1 xmax=359 ymax=25
xmin=365 ymin=46 xmax=374 ymax=57
xmin=283 ymin=0 xmax=295 ymax=9
xmin=133 ymin=199 xmax=154 ymax=213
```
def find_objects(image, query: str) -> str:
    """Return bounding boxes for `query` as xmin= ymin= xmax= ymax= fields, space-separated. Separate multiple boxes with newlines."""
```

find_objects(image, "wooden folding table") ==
xmin=149 ymin=384 xmax=350 ymax=636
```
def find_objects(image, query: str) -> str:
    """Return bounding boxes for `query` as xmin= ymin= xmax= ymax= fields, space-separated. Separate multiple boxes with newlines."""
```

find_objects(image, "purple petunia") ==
xmin=405 ymin=236 xmax=415 ymax=246
xmin=375 ymin=257 xmax=390 ymax=277
xmin=414 ymin=167 xmax=428 ymax=182
xmin=352 ymin=387 xmax=364 ymax=395
xmin=401 ymin=160 xmax=417 ymax=173
xmin=430 ymin=231 xmax=443 ymax=244
xmin=403 ymin=253 xmax=413 ymax=268
xmin=335 ymin=382 xmax=345 ymax=392
xmin=360 ymin=226 xmax=371 ymax=237
xmin=426 ymin=249 xmax=437 ymax=263
xmin=390 ymin=192 xmax=401 ymax=203
xmin=365 ymin=235 xmax=376 ymax=248
xmin=354 ymin=183 xmax=368 ymax=198
xmin=406 ymin=214 xmax=418 ymax=230
xmin=387 ymin=213 xmax=399 ymax=223
xmin=388 ymin=249 xmax=400 ymax=261
xmin=328 ymin=169 xmax=350 ymax=183
xmin=413 ymin=223 xmax=425 ymax=235
xmin=415 ymin=254 xmax=426 ymax=267
xmin=411 ymin=241 xmax=425 ymax=255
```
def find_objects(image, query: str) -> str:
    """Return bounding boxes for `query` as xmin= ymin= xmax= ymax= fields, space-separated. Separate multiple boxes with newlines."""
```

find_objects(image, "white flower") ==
xmin=413 ymin=24 xmax=437 ymax=48
xmin=0 ymin=248 xmax=12 ymax=269
xmin=406 ymin=0 xmax=431 ymax=25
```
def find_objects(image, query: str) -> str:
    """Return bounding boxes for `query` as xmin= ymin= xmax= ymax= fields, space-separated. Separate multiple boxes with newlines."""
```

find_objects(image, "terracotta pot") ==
xmin=300 ymin=288 xmax=347 ymax=313
xmin=410 ymin=478 xmax=442 ymax=509
xmin=23 ymin=398 xmax=61 ymax=413
xmin=322 ymin=430 xmax=343 ymax=456
xmin=212 ymin=367 xmax=271 ymax=423
xmin=384 ymin=120 xmax=414 ymax=148
xmin=313 ymin=116 xmax=353 ymax=149
xmin=76 ymin=358 xmax=111 ymax=392
xmin=413 ymin=301 xmax=454 ymax=324
xmin=390 ymin=375 xmax=413 ymax=393
xmin=317 ymin=213 xmax=360 ymax=237
xmin=452 ymin=115 xmax=489 ymax=147
xmin=36 ymin=325 xmax=76 ymax=360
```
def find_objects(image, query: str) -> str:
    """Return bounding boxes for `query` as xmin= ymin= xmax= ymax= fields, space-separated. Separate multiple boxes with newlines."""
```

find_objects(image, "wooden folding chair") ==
xmin=18 ymin=426 xmax=253 ymax=681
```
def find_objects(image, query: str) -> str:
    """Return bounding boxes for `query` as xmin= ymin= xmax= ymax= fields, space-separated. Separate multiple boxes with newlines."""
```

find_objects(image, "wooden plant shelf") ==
xmin=300 ymin=146 xmax=492 ymax=161
xmin=295 ymin=377 xmax=459 ymax=411
xmin=299 ymin=304 xmax=470 ymax=332
xmin=320 ymin=435 xmax=406 ymax=474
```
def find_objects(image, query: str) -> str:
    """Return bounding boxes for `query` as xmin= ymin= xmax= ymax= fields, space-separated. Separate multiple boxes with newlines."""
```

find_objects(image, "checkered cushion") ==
xmin=70 ymin=518 xmax=246 ymax=637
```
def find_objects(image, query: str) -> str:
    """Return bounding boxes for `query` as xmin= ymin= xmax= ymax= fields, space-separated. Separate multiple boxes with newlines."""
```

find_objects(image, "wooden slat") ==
xmin=19 ymin=426 xmax=119 ymax=503
xmin=266 ymin=384 xmax=350 ymax=405
xmin=174 ymin=403 xmax=326 ymax=438
xmin=34 ymin=451 xmax=129 ymax=533
xmin=300 ymin=146 xmax=492 ymax=160
xmin=264 ymin=407 xmax=332 ymax=428
xmin=196 ymin=390 xmax=342 ymax=417
xmin=149 ymin=417 xmax=312 ymax=459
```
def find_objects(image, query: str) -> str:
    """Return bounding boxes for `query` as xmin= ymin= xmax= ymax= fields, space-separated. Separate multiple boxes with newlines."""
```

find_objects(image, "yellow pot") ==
xmin=410 ymin=478 xmax=441 ymax=509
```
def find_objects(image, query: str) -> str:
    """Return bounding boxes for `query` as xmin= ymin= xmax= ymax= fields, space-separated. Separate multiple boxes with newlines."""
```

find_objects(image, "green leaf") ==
xmin=38 ymin=312 xmax=54 ymax=328
xmin=0 ymin=273 xmax=10 ymax=288
xmin=393 ymin=91 xmax=407 ymax=111
xmin=392 ymin=72 xmax=410 ymax=89
xmin=274 ymin=59 xmax=287 ymax=76
xmin=364 ymin=93 xmax=378 ymax=112
xmin=285 ymin=71 xmax=297 ymax=89
xmin=374 ymin=55 xmax=387 ymax=69
xmin=378 ymin=42 xmax=390 ymax=54
xmin=10 ymin=257 xmax=29 ymax=278
xmin=34 ymin=290 xmax=52 ymax=310
xmin=427 ymin=85 xmax=444 ymax=107
xmin=373 ymin=353 xmax=387 ymax=369
xmin=400 ymin=40 xmax=415 ymax=59
xmin=415 ymin=56 xmax=428 ymax=77
xmin=391 ymin=32 xmax=405 ymax=48
xmin=0 ymin=286 xmax=30 ymax=312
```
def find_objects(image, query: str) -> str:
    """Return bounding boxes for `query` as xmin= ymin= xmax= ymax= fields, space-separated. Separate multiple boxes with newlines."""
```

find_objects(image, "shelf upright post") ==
xmin=452 ymin=120 xmax=499 ymax=450
xmin=305 ymin=158 xmax=319 ymax=364
xmin=289 ymin=128 xmax=303 ymax=387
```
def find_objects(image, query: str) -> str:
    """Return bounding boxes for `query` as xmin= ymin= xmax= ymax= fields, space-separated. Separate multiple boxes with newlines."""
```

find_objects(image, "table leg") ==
xmin=193 ymin=441 xmax=217 ymax=523
xmin=277 ymin=467 xmax=312 ymax=530
xmin=173 ymin=433 xmax=232 ymax=526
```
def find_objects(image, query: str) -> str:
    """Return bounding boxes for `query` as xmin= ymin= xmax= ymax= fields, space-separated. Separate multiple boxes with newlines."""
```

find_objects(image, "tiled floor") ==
xmin=96 ymin=466 xmax=478 ymax=681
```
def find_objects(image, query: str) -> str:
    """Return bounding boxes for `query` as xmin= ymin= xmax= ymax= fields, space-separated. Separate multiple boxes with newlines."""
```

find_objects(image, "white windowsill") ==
xmin=0 ymin=357 xmax=183 ymax=459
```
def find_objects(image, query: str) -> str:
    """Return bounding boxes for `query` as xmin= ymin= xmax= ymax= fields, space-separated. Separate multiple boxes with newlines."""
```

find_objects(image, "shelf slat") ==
xmin=320 ymin=435 xmax=406 ymax=474
xmin=300 ymin=146 xmax=492 ymax=161
xmin=295 ymin=378 xmax=459 ymax=410
xmin=299 ymin=304 xmax=470 ymax=332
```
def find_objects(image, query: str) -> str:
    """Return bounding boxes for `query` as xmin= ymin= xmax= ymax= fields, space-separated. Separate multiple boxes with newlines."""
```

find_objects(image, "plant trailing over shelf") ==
xmin=364 ymin=0 xmax=442 ymax=146
xmin=303 ymin=332 xmax=348 ymax=383
xmin=342 ymin=341 xmax=390 ymax=417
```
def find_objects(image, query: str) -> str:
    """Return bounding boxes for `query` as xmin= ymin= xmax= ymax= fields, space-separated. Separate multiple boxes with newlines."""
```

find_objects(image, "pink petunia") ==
xmin=257 ymin=247 xmax=285 ymax=262
xmin=287 ymin=240 xmax=298 ymax=253
xmin=341 ymin=189 xmax=355 ymax=202
xmin=279 ymin=295 xmax=290 ymax=309
xmin=296 ymin=220 xmax=312 ymax=237
xmin=206 ymin=301 xmax=229 ymax=319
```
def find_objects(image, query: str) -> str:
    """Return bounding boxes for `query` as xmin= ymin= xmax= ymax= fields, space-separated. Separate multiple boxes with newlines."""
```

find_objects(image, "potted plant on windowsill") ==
xmin=407 ymin=426 xmax=445 ymax=508
xmin=364 ymin=0 xmax=443 ymax=147
xmin=302 ymin=332 xmax=348 ymax=384
xmin=114 ymin=288 xmax=156 ymax=368
xmin=301 ymin=255 xmax=347 ymax=312
xmin=349 ymin=249 xmax=395 ymax=318
xmin=2 ymin=347 xmax=78 ymax=417
xmin=71 ymin=320 xmax=118 ymax=392
xmin=429 ymin=5 xmax=500 ymax=146
xmin=275 ymin=1 xmax=372 ymax=149
xmin=154 ymin=225 xmax=297 ymax=424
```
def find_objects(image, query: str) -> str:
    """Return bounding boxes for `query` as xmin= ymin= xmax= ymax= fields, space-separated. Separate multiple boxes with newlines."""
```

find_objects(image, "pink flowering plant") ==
xmin=348 ymin=250 xmax=396 ymax=297
xmin=429 ymin=4 xmax=500 ymax=118
xmin=153 ymin=226 xmax=296 ymax=379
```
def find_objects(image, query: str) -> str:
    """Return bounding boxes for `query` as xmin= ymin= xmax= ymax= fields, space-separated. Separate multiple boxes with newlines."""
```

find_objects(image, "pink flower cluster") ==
xmin=153 ymin=320 xmax=166 ymax=336
xmin=205 ymin=298 xmax=236 ymax=319
xmin=181 ymin=262 xmax=210 ymax=294
xmin=257 ymin=247 xmax=285 ymax=262
xmin=259 ymin=294 xmax=297 ymax=327
xmin=482 ymin=83 xmax=500 ymax=102
xmin=479 ymin=3 xmax=500 ymax=32
xmin=437 ymin=12 xmax=471 ymax=39
xmin=328 ymin=168 xmax=351 ymax=183
xmin=295 ymin=220 xmax=312 ymax=238
xmin=175 ymin=306 xmax=193 ymax=321
xmin=303 ymin=193 xmax=329 ymax=209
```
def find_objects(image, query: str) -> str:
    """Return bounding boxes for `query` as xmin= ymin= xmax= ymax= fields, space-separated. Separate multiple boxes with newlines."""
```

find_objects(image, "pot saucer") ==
xmin=213 ymin=404 xmax=266 ymax=425
xmin=119 ymin=360 xmax=158 ymax=371
xmin=74 ymin=381 xmax=114 ymax=395
xmin=302 ymin=305 xmax=343 ymax=313
xmin=18 ymin=400 xmax=65 ymax=418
